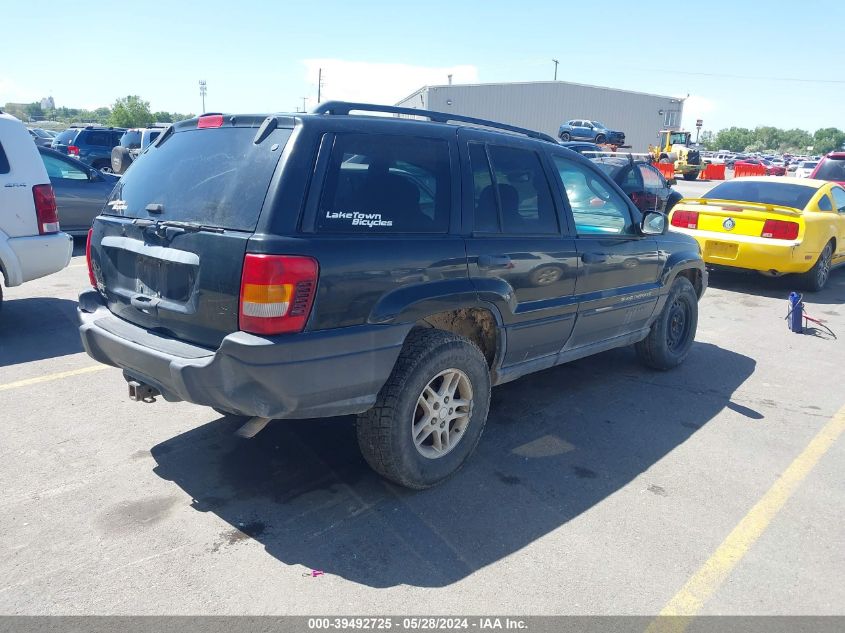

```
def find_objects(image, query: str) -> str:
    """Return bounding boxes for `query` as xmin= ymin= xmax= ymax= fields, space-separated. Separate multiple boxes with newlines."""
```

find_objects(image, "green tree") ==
xmin=109 ymin=95 xmax=154 ymax=128
xmin=152 ymin=111 xmax=173 ymax=123
xmin=713 ymin=127 xmax=754 ymax=153
xmin=699 ymin=130 xmax=715 ymax=150
xmin=812 ymin=128 xmax=845 ymax=154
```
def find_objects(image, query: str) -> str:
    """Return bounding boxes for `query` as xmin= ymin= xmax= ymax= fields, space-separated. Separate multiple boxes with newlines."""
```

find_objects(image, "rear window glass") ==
xmin=121 ymin=131 xmax=142 ymax=148
xmin=814 ymin=158 xmax=845 ymax=181
xmin=0 ymin=141 xmax=9 ymax=174
xmin=54 ymin=130 xmax=78 ymax=144
xmin=317 ymin=133 xmax=451 ymax=234
xmin=704 ymin=181 xmax=816 ymax=209
xmin=103 ymin=126 xmax=290 ymax=231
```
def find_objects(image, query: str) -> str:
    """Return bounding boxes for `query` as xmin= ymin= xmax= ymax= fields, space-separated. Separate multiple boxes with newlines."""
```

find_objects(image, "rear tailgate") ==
xmin=90 ymin=117 xmax=293 ymax=349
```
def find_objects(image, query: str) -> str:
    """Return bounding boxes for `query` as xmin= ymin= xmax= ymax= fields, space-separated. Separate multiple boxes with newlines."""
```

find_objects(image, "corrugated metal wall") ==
xmin=396 ymin=81 xmax=684 ymax=152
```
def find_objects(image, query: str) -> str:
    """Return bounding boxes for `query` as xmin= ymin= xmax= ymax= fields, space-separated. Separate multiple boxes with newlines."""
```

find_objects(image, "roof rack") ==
xmin=311 ymin=101 xmax=558 ymax=144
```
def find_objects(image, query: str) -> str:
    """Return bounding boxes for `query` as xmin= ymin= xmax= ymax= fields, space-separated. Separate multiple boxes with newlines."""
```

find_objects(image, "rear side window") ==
xmin=316 ymin=134 xmax=450 ymax=234
xmin=104 ymin=126 xmax=291 ymax=231
xmin=0 ymin=141 xmax=9 ymax=174
xmin=832 ymin=187 xmax=845 ymax=213
xmin=83 ymin=131 xmax=110 ymax=146
xmin=468 ymin=143 xmax=558 ymax=235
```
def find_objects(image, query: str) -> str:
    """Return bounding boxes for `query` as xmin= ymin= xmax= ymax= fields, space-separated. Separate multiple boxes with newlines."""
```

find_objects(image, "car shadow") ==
xmin=151 ymin=342 xmax=755 ymax=588
xmin=0 ymin=297 xmax=83 ymax=367
xmin=707 ymin=266 xmax=845 ymax=306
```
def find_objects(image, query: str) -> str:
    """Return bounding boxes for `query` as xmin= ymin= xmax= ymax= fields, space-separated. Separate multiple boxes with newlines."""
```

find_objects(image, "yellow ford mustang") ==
xmin=668 ymin=177 xmax=845 ymax=290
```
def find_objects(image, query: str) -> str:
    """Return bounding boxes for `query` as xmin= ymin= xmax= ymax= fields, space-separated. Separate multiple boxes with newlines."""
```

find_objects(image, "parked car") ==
xmin=38 ymin=147 xmax=119 ymax=235
xmin=590 ymin=155 xmax=684 ymax=214
xmin=111 ymin=126 xmax=169 ymax=174
xmin=668 ymin=177 xmax=845 ymax=291
xmin=810 ymin=152 xmax=845 ymax=185
xmin=78 ymin=102 xmax=706 ymax=489
xmin=27 ymin=127 xmax=55 ymax=147
xmin=734 ymin=158 xmax=786 ymax=176
xmin=557 ymin=141 xmax=603 ymax=156
xmin=794 ymin=161 xmax=819 ymax=178
xmin=558 ymin=119 xmax=625 ymax=145
xmin=50 ymin=126 xmax=125 ymax=172
xmin=0 ymin=111 xmax=73 ymax=309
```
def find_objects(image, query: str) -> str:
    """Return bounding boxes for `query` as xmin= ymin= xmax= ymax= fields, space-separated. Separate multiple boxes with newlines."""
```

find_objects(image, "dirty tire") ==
xmin=683 ymin=170 xmax=700 ymax=181
xmin=636 ymin=276 xmax=698 ymax=370
xmin=357 ymin=328 xmax=491 ymax=489
xmin=559 ymin=131 xmax=571 ymax=141
xmin=595 ymin=134 xmax=606 ymax=144
xmin=797 ymin=241 xmax=833 ymax=292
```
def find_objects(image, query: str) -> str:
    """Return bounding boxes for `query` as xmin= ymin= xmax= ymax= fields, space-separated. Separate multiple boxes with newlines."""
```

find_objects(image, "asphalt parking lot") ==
xmin=1 ymin=179 xmax=844 ymax=616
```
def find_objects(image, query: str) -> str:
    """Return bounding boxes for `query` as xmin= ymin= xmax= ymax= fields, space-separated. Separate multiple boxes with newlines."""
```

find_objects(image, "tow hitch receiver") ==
xmin=128 ymin=380 xmax=160 ymax=403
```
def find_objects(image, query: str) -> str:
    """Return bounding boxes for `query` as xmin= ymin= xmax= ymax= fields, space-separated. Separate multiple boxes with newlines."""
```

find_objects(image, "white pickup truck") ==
xmin=0 ymin=111 xmax=73 ymax=309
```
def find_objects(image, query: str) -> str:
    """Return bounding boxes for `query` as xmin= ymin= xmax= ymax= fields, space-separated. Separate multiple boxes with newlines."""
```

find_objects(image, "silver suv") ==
xmin=110 ymin=125 xmax=169 ymax=174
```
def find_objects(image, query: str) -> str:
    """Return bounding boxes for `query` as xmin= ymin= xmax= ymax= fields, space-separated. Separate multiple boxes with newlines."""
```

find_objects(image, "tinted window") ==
xmin=317 ymin=134 xmax=450 ymax=234
xmin=0 ymin=141 xmax=9 ymax=174
xmin=552 ymin=156 xmax=633 ymax=235
xmin=54 ymin=129 xmax=78 ymax=144
xmin=121 ymin=131 xmax=142 ymax=149
xmin=83 ymin=131 xmax=110 ymax=146
xmin=104 ymin=126 xmax=290 ymax=231
xmin=814 ymin=157 xmax=845 ymax=181
xmin=468 ymin=143 xmax=499 ymax=232
xmin=486 ymin=145 xmax=558 ymax=234
xmin=832 ymin=187 xmax=845 ymax=213
xmin=704 ymin=181 xmax=816 ymax=209
xmin=818 ymin=194 xmax=832 ymax=211
xmin=639 ymin=164 xmax=664 ymax=189
xmin=42 ymin=153 xmax=88 ymax=180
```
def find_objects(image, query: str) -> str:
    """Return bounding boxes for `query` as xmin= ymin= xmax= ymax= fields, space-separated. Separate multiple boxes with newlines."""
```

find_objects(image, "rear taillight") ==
xmin=32 ymin=184 xmax=59 ymax=234
xmin=239 ymin=254 xmax=319 ymax=335
xmin=761 ymin=219 xmax=799 ymax=240
xmin=86 ymin=228 xmax=97 ymax=288
xmin=670 ymin=210 xmax=699 ymax=229
xmin=67 ymin=144 xmax=79 ymax=156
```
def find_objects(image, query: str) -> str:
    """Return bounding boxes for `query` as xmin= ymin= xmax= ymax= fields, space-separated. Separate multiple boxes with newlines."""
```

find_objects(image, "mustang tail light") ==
xmin=670 ymin=210 xmax=699 ymax=229
xmin=761 ymin=219 xmax=799 ymax=240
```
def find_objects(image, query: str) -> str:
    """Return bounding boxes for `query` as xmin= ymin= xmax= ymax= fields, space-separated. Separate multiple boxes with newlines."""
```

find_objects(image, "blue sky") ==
xmin=2 ymin=0 xmax=843 ymax=135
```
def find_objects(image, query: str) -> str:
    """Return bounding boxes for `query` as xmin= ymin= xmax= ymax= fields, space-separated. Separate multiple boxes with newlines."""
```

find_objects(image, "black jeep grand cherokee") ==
xmin=78 ymin=102 xmax=706 ymax=489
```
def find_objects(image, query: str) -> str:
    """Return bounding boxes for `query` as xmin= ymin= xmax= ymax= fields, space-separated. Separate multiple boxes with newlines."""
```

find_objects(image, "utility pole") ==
xmin=198 ymin=80 xmax=207 ymax=113
xmin=301 ymin=96 xmax=309 ymax=112
xmin=317 ymin=68 xmax=323 ymax=105
xmin=552 ymin=59 xmax=559 ymax=81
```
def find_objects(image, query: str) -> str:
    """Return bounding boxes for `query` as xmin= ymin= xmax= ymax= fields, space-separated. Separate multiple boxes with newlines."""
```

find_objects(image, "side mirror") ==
xmin=641 ymin=211 xmax=666 ymax=235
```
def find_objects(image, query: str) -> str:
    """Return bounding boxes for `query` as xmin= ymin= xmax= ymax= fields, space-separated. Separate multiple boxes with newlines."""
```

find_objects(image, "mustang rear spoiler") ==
xmin=677 ymin=198 xmax=802 ymax=217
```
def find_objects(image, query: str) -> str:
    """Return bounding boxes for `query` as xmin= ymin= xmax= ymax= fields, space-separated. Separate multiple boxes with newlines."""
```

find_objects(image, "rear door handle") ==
xmin=478 ymin=254 xmax=512 ymax=269
xmin=581 ymin=252 xmax=608 ymax=264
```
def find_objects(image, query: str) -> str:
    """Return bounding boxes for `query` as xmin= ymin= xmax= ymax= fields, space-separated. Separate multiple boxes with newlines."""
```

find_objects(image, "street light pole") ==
xmin=199 ymin=80 xmax=207 ymax=113
xmin=552 ymin=59 xmax=559 ymax=81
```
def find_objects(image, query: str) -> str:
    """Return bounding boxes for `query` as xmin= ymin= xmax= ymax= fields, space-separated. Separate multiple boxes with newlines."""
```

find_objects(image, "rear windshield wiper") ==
xmin=156 ymin=220 xmax=225 ymax=234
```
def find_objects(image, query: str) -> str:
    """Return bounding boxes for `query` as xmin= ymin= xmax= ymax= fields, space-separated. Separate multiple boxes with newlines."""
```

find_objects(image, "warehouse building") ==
xmin=396 ymin=81 xmax=685 ymax=151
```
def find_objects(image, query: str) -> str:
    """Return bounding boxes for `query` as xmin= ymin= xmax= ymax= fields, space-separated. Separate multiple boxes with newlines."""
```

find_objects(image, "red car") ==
xmin=735 ymin=158 xmax=786 ymax=176
xmin=810 ymin=152 xmax=845 ymax=185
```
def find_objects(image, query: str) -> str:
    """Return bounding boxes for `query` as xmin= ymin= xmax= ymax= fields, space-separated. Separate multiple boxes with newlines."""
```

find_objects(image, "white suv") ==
xmin=0 ymin=111 xmax=73 ymax=308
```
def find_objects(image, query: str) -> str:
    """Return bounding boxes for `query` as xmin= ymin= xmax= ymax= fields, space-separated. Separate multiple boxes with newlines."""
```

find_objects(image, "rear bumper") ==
xmin=77 ymin=291 xmax=408 ymax=419
xmin=2 ymin=232 xmax=73 ymax=286
xmin=672 ymin=229 xmax=816 ymax=273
